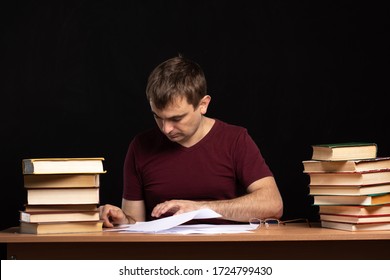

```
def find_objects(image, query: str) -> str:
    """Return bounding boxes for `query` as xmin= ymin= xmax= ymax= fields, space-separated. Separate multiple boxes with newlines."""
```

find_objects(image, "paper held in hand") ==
xmin=106 ymin=208 xmax=222 ymax=233
xmin=105 ymin=208 xmax=257 ymax=234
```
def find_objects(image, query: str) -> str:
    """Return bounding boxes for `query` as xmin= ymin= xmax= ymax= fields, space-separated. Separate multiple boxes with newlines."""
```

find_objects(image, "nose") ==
xmin=162 ymin=120 xmax=174 ymax=134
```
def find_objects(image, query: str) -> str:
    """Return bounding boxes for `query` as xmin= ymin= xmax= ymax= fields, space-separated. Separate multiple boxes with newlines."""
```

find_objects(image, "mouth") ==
xmin=167 ymin=133 xmax=181 ymax=141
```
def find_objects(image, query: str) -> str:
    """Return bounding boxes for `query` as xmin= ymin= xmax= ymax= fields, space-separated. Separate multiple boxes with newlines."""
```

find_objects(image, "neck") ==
xmin=181 ymin=117 xmax=215 ymax=148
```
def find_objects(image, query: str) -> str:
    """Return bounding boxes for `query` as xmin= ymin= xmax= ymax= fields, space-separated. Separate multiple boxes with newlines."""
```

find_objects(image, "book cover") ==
xmin=319 ymin=204 xmax=390 ymax=216
xmin=20 ymin=210 xmax=100 ymax=223
xmin=313 ymin=142 xmax=377 ymax=149
xmin=23 ymin=174 xmax=100 ymax=188
xmin=309 ymin=183 xmax=390 ymax=196
xmin=302 ymin=157 xmax=390 ymax=173
xmin=20 ymin=220 xmax=103 ymax=234
xmin=24 ymin=204 xmax=99 ymax=212
xmin=308 ymin=170 xmax=390 ymax=185
xmin=320 ymin=213 xmax=390 ymax=224
xmin=26 ymin=187 xmax=100 ymax=205
xmin=311 ymin=142 xmax=377 ymax=161
xmin=321 ymin=220 xmax=390 ymax=231
xmin=22 ymin=157 xmax=106 ymax=174
xmin=313 ymin=193 xmax=390 ymax=206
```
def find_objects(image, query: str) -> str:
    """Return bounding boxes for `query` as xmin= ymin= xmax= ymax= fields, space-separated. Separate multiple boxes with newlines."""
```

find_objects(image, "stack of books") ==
xmin=20 ymin=158 xmax=106 ymax=234
xmin=303 ymin=142 xmax=390 ymax=231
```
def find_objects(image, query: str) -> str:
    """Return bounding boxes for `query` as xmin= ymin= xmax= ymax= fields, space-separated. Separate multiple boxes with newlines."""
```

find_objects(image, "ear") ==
xmin=199 ymin=95 xmax=211 ymax=114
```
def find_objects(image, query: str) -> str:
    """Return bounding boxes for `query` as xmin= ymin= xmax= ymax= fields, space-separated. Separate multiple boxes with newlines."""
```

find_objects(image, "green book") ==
xmin=311 ymin=142 xmax=377 ymax=161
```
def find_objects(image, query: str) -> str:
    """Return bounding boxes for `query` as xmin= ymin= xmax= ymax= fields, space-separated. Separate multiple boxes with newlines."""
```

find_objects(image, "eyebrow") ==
xmin=151 ymin=111 xmax=188 ymax=120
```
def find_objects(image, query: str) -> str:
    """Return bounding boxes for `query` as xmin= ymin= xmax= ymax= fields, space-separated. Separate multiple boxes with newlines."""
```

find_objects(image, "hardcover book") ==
xmin=26 ymin=187 xmax=100 ymax=205
xmin=20 ymin=210 xmax=100 ymax=223
xmin=320 ymin=213 xmax=390 ymax=224
xmin=20 ymin=220 xmax=103 ymax=234
xmin=23 ymin=204 xmax=99 ymax=212
xmin=319 ymin=204 xmax=390 ymax=216
xmin=311 ymin=142 xmax=377 ymax=161
xmin=22 ymin=157 xmax=106 ymax=174
xmin=321 ymin=220 xmax=390 ymax=231
xmin=309 ymin=183 xmax=390 ymax=196
xmin=23 ymin=174 xmax=100 ymax=188
xmin=313 ymin=193 xmax=390 ymax=206
xmin=302 ymin=157 xmax=390 ymax=173
xmin=308 ymin=170 xmax=390 ymax=185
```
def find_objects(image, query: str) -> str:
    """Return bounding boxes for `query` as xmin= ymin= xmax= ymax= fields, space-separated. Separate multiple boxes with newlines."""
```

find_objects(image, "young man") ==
xmin=100 ymin=56 xmax=283 ymax=227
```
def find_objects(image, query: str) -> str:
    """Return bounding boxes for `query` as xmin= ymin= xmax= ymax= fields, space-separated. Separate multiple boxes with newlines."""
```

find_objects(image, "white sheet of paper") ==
xmin=147 ymin=224 xmax=255 ymax=234
xmin=105 ymin=208 xmax=223 ymax=233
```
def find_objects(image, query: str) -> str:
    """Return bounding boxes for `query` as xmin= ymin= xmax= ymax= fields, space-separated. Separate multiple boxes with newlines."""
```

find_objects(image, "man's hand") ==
xmin=99 ymin=204 xmax=129 ymax=227
xmin=150 ymin=177 xmax=283 ymax=222
xmin=151 ymin=200 xmax=203 ymax=218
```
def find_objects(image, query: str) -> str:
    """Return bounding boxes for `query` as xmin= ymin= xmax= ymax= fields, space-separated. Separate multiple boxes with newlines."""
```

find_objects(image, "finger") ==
xmin=152 ymin=202 xmax=173 ymax=217
xmin=151 ymin=203 xmax=165 ymax=217
xmin=100 ymin=205 xmax=117 ymax=228
xmin=104 ymin=210 xmax=116 ymax=228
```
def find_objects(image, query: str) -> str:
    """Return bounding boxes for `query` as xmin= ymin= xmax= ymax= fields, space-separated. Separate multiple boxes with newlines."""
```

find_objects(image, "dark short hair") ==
xmin=146 ymin=56 xmax=207 ymax=109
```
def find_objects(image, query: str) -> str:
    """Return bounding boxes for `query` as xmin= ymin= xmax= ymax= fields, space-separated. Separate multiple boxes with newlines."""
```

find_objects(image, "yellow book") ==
xmin=27 ymin=187 xmax=99 ymax=205
xmin=20 ymin=210 xmax=100 ymax=223
xmin=24 ymin=173 xmax=100 ymax=188
xmin=20 ymin=221 xmax=103 ymax=234
xmin=22 ymin=157 xmax=106 ymax=174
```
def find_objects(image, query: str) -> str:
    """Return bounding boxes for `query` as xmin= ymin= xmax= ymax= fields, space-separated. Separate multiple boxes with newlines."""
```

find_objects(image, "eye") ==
xmin=153 ymin=114 xmax=162 ymax=120
xmin=171 ymin=117 xmax=182 ymax=122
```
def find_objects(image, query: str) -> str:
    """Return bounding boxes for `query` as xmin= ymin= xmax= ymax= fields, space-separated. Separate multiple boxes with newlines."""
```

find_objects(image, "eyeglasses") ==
xmin=249 ymin=218 xmax=311 ymax=229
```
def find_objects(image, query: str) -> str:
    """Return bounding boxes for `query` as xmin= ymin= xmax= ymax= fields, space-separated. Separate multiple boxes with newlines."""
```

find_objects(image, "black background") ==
xmin=1 ymin=0 xmax=390 ymax=257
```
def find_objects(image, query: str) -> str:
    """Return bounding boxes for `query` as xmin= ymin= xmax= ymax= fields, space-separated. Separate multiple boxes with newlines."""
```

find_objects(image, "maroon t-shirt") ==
xmin=123 ymin=119 xmax=273 ymax=221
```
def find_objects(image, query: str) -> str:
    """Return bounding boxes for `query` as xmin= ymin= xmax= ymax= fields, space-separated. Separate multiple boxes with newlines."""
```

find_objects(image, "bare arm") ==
xmin=151 ymin=176 xmax=283 ymax=222
xmin=122 ymin=199 xmax=145 ymax=223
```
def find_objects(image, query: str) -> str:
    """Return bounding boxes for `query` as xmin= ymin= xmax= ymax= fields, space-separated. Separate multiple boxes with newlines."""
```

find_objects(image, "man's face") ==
xmin=150 ymin=96 xmax=207 ymax=147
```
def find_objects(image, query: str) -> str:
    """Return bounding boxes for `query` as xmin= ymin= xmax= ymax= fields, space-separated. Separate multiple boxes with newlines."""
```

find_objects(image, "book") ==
xmin=22 ymin=157 xmax=106 ymax=174
xmin=308 ymin=170 xmax=390 ymax=185
xmin=320 ymin=213 xmax=390 ymax=224
xmin=309 ymin=183 xmax=390 ymax=196
xmin=311 ymin=142 xmax=377 ymax=161
xmin=23 ymin=204 xmax=99 ymax=212
xmin=321 ymin=220 xmax=390 ymax=231
xmin=20 ymin=220 xmax=103 ymax=234
xmin=20 ymin=210 xmax=100 ymax=223
xmin=319 ymin=204 xmax=390 ymax=216
xmin=26 ymin=187 xmax=99 ymax=205
xmin=302 ymin=157 xmax=390 ymax=173
xmin=23 ymin=174 xmax=100 ymax=188
xmin=313 ymin=193 xmax=390 ymax=206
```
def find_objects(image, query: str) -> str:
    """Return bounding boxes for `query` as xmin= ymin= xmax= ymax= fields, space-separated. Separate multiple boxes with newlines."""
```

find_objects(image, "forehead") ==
xmin=150 ymin=96 xmax=194 ymax=116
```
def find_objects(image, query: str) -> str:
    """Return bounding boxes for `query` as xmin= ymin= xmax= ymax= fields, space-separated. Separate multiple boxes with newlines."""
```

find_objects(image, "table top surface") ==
xmin=1 ymin=223 xmax=390 ymax=243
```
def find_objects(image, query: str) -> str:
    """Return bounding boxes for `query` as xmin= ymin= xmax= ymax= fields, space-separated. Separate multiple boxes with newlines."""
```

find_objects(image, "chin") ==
xmin=168 ymin=135 xmax=181 ymax=142
xmin=171 ymin=136 xmax=187 ymax=145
